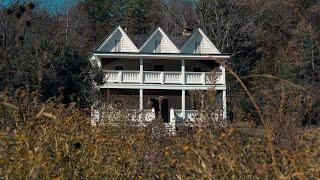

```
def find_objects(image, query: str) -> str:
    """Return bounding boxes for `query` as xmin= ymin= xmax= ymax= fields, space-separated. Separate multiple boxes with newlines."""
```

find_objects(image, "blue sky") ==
xmin=1 ymin=0 xmax=81 ymax=13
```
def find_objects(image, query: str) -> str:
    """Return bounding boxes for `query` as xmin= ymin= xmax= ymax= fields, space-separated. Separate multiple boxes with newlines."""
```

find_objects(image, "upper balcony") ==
xmin=104 ymin=70 xmax=224 ymax=85
xmin=97 ymin=56 xmax=226 ymax=90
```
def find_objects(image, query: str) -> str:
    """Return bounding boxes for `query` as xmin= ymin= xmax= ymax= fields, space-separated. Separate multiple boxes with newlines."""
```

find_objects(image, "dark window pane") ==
xmin=115 ymin=66 xmax=124 ymax=70
xmin=154 ymin=64 xmax=164 ymax=71
xmin=193 ymin=67 xmax=201 ymax=72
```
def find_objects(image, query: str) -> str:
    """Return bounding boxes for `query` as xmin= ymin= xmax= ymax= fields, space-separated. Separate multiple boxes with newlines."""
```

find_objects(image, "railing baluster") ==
xmin=160 ymin=72 xmax=164 ymax=84
xmin=104 ymin=70 xmax=219 ymax=85
xmin=202 ymin=73 xmax=206 ymax=85
xmin=118 ymin=71 xmax=122 ymax=83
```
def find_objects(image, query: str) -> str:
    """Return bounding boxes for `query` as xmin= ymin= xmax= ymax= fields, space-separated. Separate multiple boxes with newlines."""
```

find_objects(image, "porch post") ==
xmin=181 ymin=59 xmax=185 ymax=84
xmin=93 ymin=55 xmax=101 ymax=68
xmin=139 ymin=89 xmax=143 ymax=111
xmin=140 ymin=58 xmax=143 ymax=84
xmin=220 ymin=60 xmax=226 ymax=84
xmin=222 ymin=90 xmax=227 ymax=119
xmin=182 ymin=90 xmax=186 ymax=119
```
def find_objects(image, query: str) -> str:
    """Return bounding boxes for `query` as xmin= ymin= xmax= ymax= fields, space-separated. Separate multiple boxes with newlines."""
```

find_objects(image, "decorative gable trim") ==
xmin=96 ymin=26 xmax=138 ymax=52
xmin=139 ymin=27 xmax=179 ymax=53
xmin=180 ymin=28 xmax=221 ymax=54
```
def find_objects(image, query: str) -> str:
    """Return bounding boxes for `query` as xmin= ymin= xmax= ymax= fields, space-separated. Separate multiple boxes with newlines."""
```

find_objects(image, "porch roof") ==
xmin=93 ymin=51 xmax=230 ymax=60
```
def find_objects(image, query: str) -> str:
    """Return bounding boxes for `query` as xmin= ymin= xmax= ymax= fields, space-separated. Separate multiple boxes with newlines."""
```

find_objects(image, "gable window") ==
xmin=194 ymin=41 xmax=201 ymax=54
xmin=114 ymin=39 xmax=121 ymax=52
xmin=154 ymin=39 xmax=161 ymax=53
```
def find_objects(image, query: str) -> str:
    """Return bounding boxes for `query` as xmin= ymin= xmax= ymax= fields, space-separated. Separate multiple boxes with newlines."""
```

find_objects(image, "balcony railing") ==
xmin=171 ymin=109 xmax=223 ymax=125
xmin=172 ymin=109 xmax=199 ymax=123
xmin=104 ymin=70 xmax=224 ymax=85
xmin=99 ymin=108 xmax=155 ymax=123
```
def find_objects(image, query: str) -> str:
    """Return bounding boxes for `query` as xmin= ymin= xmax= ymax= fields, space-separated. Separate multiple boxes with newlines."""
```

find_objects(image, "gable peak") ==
xmin=95 ymin=25 xmax=138 ymax=52
xmin=139 ymin=26 xmax=179 ymax=53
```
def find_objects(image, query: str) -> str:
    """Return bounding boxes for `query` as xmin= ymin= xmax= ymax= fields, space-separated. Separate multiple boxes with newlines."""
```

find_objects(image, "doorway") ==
xmin=148 ymin=96 xmax=169 ymax=123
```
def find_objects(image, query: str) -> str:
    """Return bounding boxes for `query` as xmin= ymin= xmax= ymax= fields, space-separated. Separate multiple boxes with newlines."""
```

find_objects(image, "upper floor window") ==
xmin=154 ymin=64 xmax=164 ymax=71
xmin=193 ymin=67 xmax=202 ymax=72
xmin=154 ymin=39 xmax=161 ymax=53
xmin=194 ymin=41 xmax=201 ymax=54
xmin=114 ymin=39 xmax=121 ymax=52
xmin=115 ymin=66 xmax=124 ymax=70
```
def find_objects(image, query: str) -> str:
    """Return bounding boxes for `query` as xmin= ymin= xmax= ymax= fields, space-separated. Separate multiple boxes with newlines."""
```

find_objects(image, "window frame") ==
xmin=114 ymin=39 xmax=121 ymax=52
xmin=154 ymin=39 xmax=161 ymax=53
xmin=194 ymin=41 xmax=201 ymax=54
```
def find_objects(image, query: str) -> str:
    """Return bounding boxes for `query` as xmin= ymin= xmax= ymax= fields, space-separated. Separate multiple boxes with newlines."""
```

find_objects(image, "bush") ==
xmin=0 ymin=91 xmax=319 ymax=179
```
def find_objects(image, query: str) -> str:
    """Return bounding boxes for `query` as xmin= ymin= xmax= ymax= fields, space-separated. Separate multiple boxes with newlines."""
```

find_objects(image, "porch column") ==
xmin=93 ymin=55 xmax=101 ymax=68
xmin=181 ymin=59 xmax=185 ymax=84
xmin=140 ymin=58 xmax=143 ymax=84
xmin=222 ymin=90 xmax=227 ymax=119
xmin=220 ymin=60 xmax=226 ymax=84
xmin=182 ymin=90 xmax=186 ymax=119
xmin=139 ymin=89 xmax=143 ymax=111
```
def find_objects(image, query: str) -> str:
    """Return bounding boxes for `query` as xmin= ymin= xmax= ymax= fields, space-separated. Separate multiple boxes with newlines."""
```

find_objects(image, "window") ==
xmin=114 ymin=39 xmax=121 ymax=52
xmin=193 ymin=67 xmax=202 ymax=72
xmin=115 ymin=66 xmax=124 ymax=70
xmin=154 ymin=64 xmax=164 ymax=71
xmin=154 ymin=39 xmax=161 ymax=53
xmin=194 ymin=41 xmax=201 ymax=53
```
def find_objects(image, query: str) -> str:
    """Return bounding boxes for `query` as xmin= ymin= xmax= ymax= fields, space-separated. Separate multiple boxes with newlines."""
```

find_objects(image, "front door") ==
xmin=159 ymin=98 xmax=169 ymax=123
xmin=149 ymin=97 xmax=169 ymax=123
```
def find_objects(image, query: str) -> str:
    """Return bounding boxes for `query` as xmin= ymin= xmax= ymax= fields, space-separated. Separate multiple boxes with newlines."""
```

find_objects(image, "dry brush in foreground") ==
xmin=0 ymin=91 xmax=319 ymax=179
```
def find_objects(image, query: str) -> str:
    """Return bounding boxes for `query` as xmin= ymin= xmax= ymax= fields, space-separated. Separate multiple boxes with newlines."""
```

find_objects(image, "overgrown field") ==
xmin=0 ymin=92 xmax=319 ymax=179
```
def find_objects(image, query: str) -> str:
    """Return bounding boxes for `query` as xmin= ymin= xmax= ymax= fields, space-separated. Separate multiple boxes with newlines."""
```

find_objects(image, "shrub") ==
xmin=0 ymin=91 xmax=319 ymax=179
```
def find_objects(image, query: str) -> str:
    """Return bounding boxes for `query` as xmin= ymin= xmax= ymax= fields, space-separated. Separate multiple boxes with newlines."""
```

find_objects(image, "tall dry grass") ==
xmin=0 ymin=88 xmax=320 ymax=179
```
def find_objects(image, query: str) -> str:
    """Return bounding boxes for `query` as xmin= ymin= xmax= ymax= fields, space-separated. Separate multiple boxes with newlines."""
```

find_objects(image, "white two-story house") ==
xmin=90 ymin=26 xmax=229 ymax=128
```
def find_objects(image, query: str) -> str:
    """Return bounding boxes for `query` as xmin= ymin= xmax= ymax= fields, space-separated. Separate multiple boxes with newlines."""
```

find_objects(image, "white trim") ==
xmin=181 ymin=59 xmax=185 ymax=84
xmin=182 ymin=90 xmax=186 ymax=119
xmin=139 ymin=89 xmax=143 ymax=111
xmin=220 ymin=63 xmax=226 ymax=84
xmin=223 ymin=90 xmax=227 ymax=119
xmin=94 ymin=52 xmax=229 ymax=60
xmin=139 ymin=58 xmax=143 ymax=84
xmin=100 ymin=83 xmax=226 ymax=90
xmin=90 ymin=55 xmax=101 ymax=68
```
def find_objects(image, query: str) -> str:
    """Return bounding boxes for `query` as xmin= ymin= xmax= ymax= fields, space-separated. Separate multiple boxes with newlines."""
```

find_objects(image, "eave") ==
xmin=92 ymin=52 xmax=230 ymax=60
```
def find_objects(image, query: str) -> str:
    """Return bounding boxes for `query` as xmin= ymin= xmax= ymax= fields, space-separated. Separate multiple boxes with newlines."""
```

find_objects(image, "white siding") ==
xmin=201 ymin=37 xmax=220 ymax=54
xmin=121 ymin=34 xmax=137 ymax=52
xmin=161 ymin=36 xmax=177 ymax=53
xmin=140 ymin=28 xmax=179 ymax=53
xmin=180 ymin=29 xmax=220 ymax=54
xmin=97 ymin=27 xmax=138 ymax=53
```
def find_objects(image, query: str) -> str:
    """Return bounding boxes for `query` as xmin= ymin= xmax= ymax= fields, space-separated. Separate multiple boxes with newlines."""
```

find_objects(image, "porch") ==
xmin=104 ymin=70 xmax=224 ymax=85
xmin=94 ymin=107 xmax=222 ymax=127
xmin=99 ymin=57 xmax=226 ymax=86
xmin=95 ymin=89 xmax=225 ymax=125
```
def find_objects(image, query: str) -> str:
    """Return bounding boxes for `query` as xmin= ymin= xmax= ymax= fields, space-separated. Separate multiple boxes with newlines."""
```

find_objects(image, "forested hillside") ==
xmin=1 ymin=1 xmax=320 ymax=178
xmin=0 ymin=0 xmax=319 ymax=123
